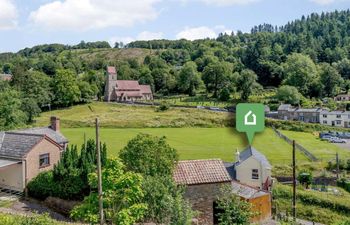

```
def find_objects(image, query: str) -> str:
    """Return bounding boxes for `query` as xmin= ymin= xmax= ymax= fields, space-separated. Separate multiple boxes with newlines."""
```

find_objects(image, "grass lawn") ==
xmin=35 ymin=102 xmax=231 ymax=128
xmin=281 ymin=130 xmax=350 ymax=161
xmin=62 ymin=127 xmax=307 ymax=165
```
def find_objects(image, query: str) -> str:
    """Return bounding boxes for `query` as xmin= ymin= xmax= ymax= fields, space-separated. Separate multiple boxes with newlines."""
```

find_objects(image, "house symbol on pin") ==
xmin=244 ymin=110 xmax=256 ymax=126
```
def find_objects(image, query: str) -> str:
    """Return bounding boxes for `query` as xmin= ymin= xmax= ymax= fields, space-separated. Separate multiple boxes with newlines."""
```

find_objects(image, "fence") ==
xmin=272 ymin=127 xmax=319 ymax=162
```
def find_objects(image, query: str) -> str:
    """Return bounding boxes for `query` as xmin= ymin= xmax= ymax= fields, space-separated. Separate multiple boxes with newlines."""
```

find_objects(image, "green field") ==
xmin=35 ymin=102 xmax=231 ymax=128
xmin=62 ymin=127 xmax=306 ymax=165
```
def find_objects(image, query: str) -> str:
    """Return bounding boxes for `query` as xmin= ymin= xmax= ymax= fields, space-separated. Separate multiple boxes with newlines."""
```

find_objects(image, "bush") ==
xmin=337 ymin=178 xmax=350 ymax=193
xmin=157 ymin=101 xmax=170 ymax=111
xmin=27 ymin=171 xmax=56 ymax=200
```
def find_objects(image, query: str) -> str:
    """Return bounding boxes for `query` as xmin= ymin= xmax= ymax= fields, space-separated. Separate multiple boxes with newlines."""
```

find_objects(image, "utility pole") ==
xmin=336 ymin=152 xmax=339 ymax=179
xmin=96 ymin=118 xmax=104 ymax=225
xmin=292 ymin=140 xmax=296 ymax=221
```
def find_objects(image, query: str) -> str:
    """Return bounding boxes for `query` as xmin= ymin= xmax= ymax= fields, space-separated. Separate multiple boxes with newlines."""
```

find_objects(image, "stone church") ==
xmin=104 ymin=66 xmax=153 ymax=102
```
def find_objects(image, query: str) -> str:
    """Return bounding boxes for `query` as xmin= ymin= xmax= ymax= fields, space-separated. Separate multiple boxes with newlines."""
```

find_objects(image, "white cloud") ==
xmin=310 ymin=0 xmax=348 ymax=4
xmin=29 ymin=0 xmax=161 ymax=31
xmin=108 ymin=31 xmax=164 ymax=46
xmin=176 ymin=25 xmax=234 ymax=40
xmin=0 ymin=0 xmax=18 ymax=30
xmin=176 ymin=26 xmax=217 ymax=40
xmin=180 ymin=0 xmax=259 ymax=6
xmin=137 ymin=31 xmax=164 ymax=40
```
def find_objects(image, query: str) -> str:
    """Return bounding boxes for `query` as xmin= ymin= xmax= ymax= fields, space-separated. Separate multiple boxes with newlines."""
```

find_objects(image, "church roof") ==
xmin=116 ymin=80 xmax=141 ymax=90
xmin=140 ymin=85 xmax=152 ymax=94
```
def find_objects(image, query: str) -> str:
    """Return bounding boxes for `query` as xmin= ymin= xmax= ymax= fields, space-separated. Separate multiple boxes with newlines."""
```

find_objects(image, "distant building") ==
xmin=0 ymin=74 xmax=12 ymax=81
xmin=320 ymin=110 xmax=350 ymax=128
xmin=0 ymin=117 xmax=67 ymax=192
xmin=277 ymin=104 xmax=324 ymax=123
xmin=334 ymin=94 xmax=350 ymax=102
xmin=104 ymin=66 xmax=153 ymax=102
xmin=174 ymin=157 xmax=272 ymax=224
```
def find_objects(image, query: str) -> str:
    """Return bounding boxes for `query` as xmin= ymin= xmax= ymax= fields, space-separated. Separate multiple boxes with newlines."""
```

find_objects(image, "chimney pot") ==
xmin=50 ymin=116 xmax=60 ymax=132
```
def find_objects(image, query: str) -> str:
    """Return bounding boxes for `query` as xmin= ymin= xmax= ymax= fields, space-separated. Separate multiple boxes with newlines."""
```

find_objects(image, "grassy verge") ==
xmin=281 ymin=130 xmax=350 ymax=161
xmin=0 ymin=212 xmax=66 ymax=225
xmin=273 ymin=183 xmax=350 ymax=224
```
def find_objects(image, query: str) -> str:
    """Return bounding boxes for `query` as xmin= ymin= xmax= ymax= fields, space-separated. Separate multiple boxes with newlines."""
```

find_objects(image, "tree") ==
xmin=178 ymin=62 xmax=201 ymax=96
xmin=215 ymin=185 xmax=255 ymax=225
xmin=275 ymin=85 xmax=302 ymax=105
xmin=319 ymin=63 xmax=342 ymax=97
xmin=21 ymin=98 xmax=41 ymax=123
xmin=51 ymin=69 xmax=81 ymax=106
xmin=236 ymin=69 xmax=259 ymax=101
xmin=298 ymin=170 xmax=313 ymax=189
xmin=282 ymin=53 xmax=318 ymax=96
xmin=71 ymin=158 xmax=147 ymax=225
xmin=78 ymin=81 xmax=95 ymax=102
xmin=119 ymin=134 xmax=178 ymax=177
xmin=202 ymin=62 xmax=232 ymax=98
xmin=0 ymin=89 xmax=27 ymax=130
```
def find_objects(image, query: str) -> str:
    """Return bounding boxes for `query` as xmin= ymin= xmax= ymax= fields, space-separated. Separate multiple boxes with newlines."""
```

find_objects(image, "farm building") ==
xmin=0 ymin=117 xmax=67 ymax=192
xmin=173 ymin=157 xmax=271 ymax=225
xmin=104 ymin=66 xmax=153 ymax=102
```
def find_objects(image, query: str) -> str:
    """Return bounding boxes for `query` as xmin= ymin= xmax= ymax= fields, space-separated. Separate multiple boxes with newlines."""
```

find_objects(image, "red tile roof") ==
xmin=107 ymin=66 xmax=116 ymax=74
xmin=140 ymin=85 xmax=152 ymax=94
xmin=173 ymin=159 xmax=232 ymax=185
xmin=116 ymin=80 xmax=141 ymax=91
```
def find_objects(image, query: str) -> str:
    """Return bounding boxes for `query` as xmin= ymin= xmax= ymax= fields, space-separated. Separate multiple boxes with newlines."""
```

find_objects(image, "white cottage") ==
xmin=225 ymin=146 xmax=272 ymax=190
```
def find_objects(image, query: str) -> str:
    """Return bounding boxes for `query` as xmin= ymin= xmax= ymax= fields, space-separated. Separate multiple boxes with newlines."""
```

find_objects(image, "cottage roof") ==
xmin=236 ymin=146 xmax=272 ymax=168
xmin=231 ymin=181 xmax=269 ymax=199
xmin=14 ymin=127 xmax=68 ymax=145
xmin=323 ymin=110 xmax=350 ymax=115
xmin=107 ymin=66 xmax=116 ymax=74
xmin=277 ymin=104 xmax=292 ymax=111
xmin=140 ymin=85 xmax=152 ymax=94
xmin=173 ymin=159 xmax=232 ymax=185
xmin=295 ymin=108 xmax=322 ymax=113
xmin=0 ymin=132 xmax=45 ymax=159
xmin=116 ymin=80 xmax=141 ymax=90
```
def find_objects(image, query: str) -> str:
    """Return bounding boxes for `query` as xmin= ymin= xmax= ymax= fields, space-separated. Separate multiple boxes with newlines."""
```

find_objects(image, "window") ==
xmin=337 ymin=115 xmax=341 ymax=118
xmin=323 ymin=120 xmax=327 ymax=124
xmin=323 ymin=114 xmax=327 ymax=118
xmin=252 ymin=169 xmax=259 ymax=180
xmin=39 ymin=153 xmax=50 ymax=168
xmin=337 ymin=120 xmax=342 ymax=125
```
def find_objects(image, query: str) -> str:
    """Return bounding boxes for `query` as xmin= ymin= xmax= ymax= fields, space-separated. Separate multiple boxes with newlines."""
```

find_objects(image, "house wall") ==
xmin=248 ymin=194 xmax=271 ymax=222
xmin=0 ymin=163 xmax=23 ymax=191
xmin=25 ymin=138 xmax=61 ymax=183
xmin=236 ymin=157 xmax=271 ymax=189
xmin=320 ymin=112 xmax=350 ymax=128
xmin=184 ymin=182 xmax=229 ymax=225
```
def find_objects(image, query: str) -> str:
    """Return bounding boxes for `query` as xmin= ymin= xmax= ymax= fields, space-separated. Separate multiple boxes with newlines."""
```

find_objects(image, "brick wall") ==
xmin=25 ymin=138 xmax=61 ymax=183
xmin=184 ymin=182 xmax=229 ymax=225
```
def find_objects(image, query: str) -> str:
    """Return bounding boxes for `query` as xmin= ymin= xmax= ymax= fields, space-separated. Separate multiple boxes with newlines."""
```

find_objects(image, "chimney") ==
xmin=50 ymin=116 xmax=60 ymax=132
xmin=235 ymin=148 xmax=240 ymax=163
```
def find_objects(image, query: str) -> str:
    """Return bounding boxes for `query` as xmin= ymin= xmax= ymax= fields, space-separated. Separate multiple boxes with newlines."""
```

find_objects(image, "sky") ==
xmin=0 ymin=0 xmax=350 ymax=53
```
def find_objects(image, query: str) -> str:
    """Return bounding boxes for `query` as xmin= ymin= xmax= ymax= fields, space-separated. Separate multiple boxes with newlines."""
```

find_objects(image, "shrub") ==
xmin=27 ymin=171 xmax=56 ymax=200
xmin=157 ymin=101 xmax=170 ymax=111
xmin=0 ymin=213 xmax=63 ymax=225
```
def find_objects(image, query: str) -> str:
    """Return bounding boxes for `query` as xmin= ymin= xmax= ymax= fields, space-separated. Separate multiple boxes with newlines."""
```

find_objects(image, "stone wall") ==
xmin=184 ymin=182 xmax=229 ymax=225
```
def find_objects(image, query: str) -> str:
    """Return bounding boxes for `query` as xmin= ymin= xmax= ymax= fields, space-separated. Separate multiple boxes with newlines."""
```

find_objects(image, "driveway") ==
xmin=334 ymin=141 xmax=350 ymax=151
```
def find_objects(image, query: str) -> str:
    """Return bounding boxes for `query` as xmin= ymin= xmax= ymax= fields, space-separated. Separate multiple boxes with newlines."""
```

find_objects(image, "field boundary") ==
xmin=272 ymin=127 xmax=318 ymax=161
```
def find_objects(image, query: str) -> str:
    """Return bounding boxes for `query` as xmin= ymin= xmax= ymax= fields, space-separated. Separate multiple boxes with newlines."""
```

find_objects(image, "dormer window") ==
xmin=252 ymin=169 xmax=259 ymax=180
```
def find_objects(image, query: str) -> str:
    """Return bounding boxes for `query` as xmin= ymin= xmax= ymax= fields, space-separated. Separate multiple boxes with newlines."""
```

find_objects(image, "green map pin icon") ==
xmin=236 ymin=103 xmax=265 ymax=145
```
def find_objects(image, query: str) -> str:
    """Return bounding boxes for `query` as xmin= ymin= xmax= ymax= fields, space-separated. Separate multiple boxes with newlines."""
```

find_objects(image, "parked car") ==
xmin=329 ymin=137 xmax=346 ymax=143
xmin=321 ymin=135 xmax=333 ymax=141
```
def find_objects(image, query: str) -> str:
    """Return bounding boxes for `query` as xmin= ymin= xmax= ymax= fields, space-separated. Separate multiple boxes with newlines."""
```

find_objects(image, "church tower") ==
xmin=104 ymin=66 xmax=118 ymax=102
